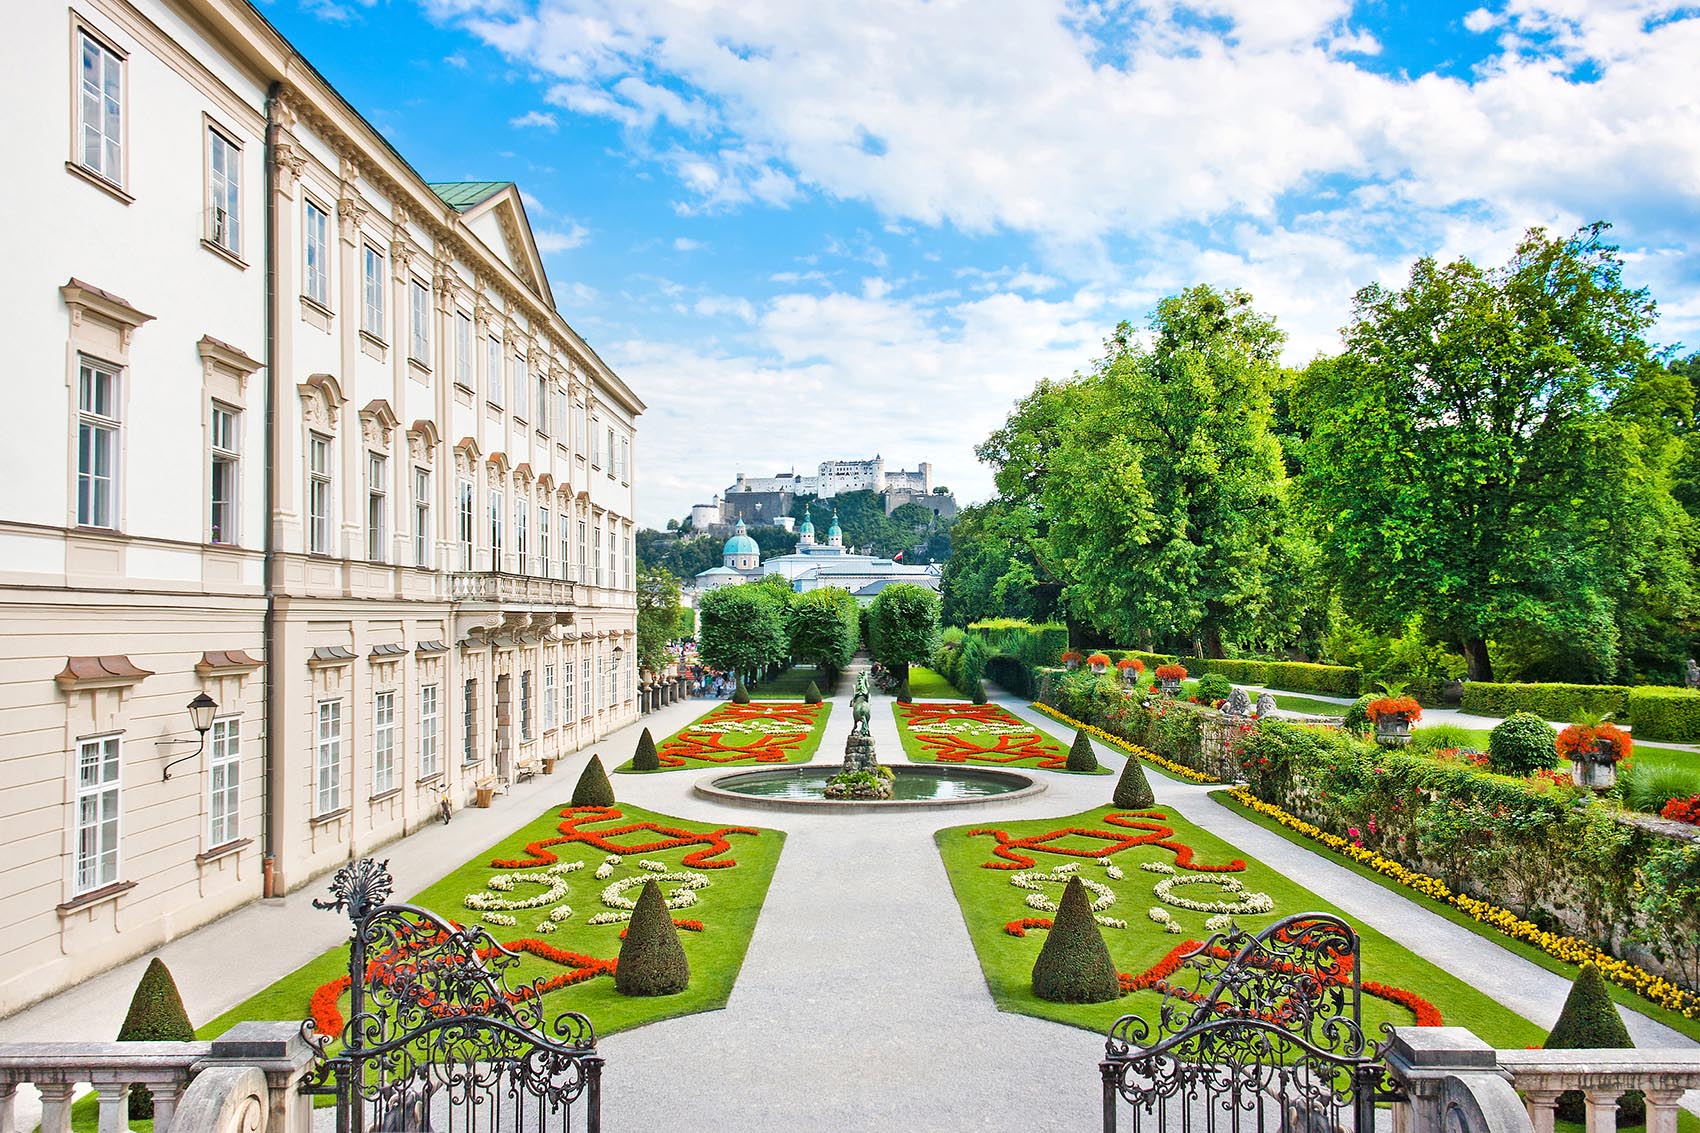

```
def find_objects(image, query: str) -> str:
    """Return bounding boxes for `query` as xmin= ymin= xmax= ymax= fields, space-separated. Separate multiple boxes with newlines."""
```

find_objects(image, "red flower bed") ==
xmin=491 ymin=805 xmax=758 ymax=870
xmin=656 ymin=702 xmax=825 ymax=767
xmin=969 ymin=811 xmax=1246 ymax=872
xmin=1154 ymin=664 xmax=1188 ymax=681
xmin=896 ymin=703 xmax=1073 ymax=769
xmin=1004 ymin=917 xmax=1054 ymax=938
xmin=619 ymin=919 xmax=705 ymax=939
xmin=1661 ymin=795 xmax=1700 ymax=825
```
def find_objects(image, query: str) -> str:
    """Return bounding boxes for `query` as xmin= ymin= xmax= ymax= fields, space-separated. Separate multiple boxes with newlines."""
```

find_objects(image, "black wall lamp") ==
xmin=157 ymin=692 xmax=218 ymax=781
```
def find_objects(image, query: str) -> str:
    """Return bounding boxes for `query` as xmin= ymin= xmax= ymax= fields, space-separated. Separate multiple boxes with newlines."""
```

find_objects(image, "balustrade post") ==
xmin=1524 ymin=1088 xmax=1560 ymax=1133
xmin=152 ymin=1081 xmax=182 ymax=1133
xmin=0 ymin=1084 xmax=16 ymax=1133
xmin=1643 ymin=1090 xmax=1684 ymax=1133
xmin=93 ymin=1081 xmax=129 ymax=1133
xmin=37 ymin=1083 xmax=74 ymax=1133
xmin=1583 ymin=1090 xmax=1619 ymax=1133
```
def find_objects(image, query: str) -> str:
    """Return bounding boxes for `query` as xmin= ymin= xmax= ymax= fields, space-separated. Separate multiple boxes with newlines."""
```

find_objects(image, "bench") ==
xmin=513 ymin=759 xmax=537 ymax=784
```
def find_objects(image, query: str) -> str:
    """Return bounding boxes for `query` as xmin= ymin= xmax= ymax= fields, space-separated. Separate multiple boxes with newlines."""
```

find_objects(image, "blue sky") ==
xmin=260 ymin=0 xmax=1700 ymax=527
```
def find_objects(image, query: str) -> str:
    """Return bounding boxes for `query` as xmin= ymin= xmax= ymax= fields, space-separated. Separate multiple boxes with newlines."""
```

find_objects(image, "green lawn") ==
xmin=614 ymin=701 xmax=832 ymax=773
xmin=747 ymin=664 xmax=839 ymax=699
xmin=199 ymin=802 xmax=785 ymax=1045
xmin=936 ymin=802 xmax=1546 ymax=1045
xmin=905 ymin=666 xmax=963 ymax=699
xmin=1213 ymin=788 xmax=1700 ymax=1045
xmin=1272 ymin=692 xmax=1351 ymax=715
xmin=894 ymin=701 xmax=1112 ymax=774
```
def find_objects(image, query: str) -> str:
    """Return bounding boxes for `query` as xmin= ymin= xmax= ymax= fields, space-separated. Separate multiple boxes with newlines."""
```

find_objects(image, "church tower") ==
xmin=722 ymin=518 xmax=760 ymax=572
xmin=827 ymin=512 xmax=843 ymax=549
xmin=797 ymin=511 xmax=816 ymax=548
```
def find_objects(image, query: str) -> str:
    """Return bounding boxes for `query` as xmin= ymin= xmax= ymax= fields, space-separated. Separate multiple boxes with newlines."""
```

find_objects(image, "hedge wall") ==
xmin=1177 ymin=657 xmax=1271 ymax=684
xmin=1459 ymin=682 xmax=1631 ymax=720
xmin=1628 ymin=688 xmax=1700 ymax=743
xmin=968 ymin=619 xmax=1068 ymax=698
xmin=1261 ymin=661 xmax=1360 ymax=697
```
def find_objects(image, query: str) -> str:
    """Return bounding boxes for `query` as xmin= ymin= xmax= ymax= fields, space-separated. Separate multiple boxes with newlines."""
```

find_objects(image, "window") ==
xmin=606 ymin=426 xmax=615 ymax=476
xmin=577 ymin=520 xmax=588 ymax=584
xmin=590 ymin=418 xmax=601 ymax=468
xmin=210 ymin=403 xmax=239 ymax=544
xmin=623 ymin=531 xmax=632 ymax=590
xmin=620 ymin=437 xmax=630 ymax=483
xmin=304 ymin=200 xmax=330 ymax=306
xmin=457 ymin=478 xmax=473 ymax=570
xmin=207 ymin=127 xmax=241 ymax=254
xmin=486 ymin=337 xmax=502 ymax=405
xmin=543 ymin=664 xmax=557 ymax=732
xmin=362 ymin=244 xmax=384 ymax=337
xmin=409 ymin=279 xmax=430 ymax=364
xmin=308 ymin=432 xmax=332 ymax=554
xmin=558 ymin=512 xmax=570 ymax=581
xmin=537 ymin=374 xmax=549 ymax=433
xmin=553 ymin=386 xmax=568 ymax=442
xmin=75 ymin=734 xmax=121 ymax=894
xmin=413 ymin=468 xmax=430 ymax=568
xmin=455 ymin=312 xmax=472 ymax=387
xmin=519 ymin=669 xmax=533 ymax=742
xmin=366 ymin=453 xmax=387 ymax=562
xmin=315 ymin=700 xmax=342 ymax=815
xmin=539 ymin=508 xmax=550 ymax=576
xmin=597 ymin=654 xmax=607 ymax=710
xmin=489 ymin=488 xmax=504 ymax=570
xmin=77 ymin=30 xmax=123 ymax=185
xmin=578 ymin=658 xmax=590 ymax=719
xmin=462 ymin=679 xmax=478 ymax=764
xmin=208 ymin=717 xmax=240 ymax=847
xmin=420 ymin=683 xmax=439 ymax=779
xmin=512 ymin=356 xmax=527 ymax=420
xmin=373 ymin=691 xmax=395 ymax=795
xmin=594 ymin=525 xmax=603 ymax=587
xmin=515 ymin=498 xmax=529 ymax=573
xmin=77 ymin=359 xmax=119 ymax=528
xmin=563 ymin=661 xmax=575 ymax=720
xmin=574 ymin=402 xmax=587 ymax=454
xmin=607 ymin=522 xmax=616 ymax=587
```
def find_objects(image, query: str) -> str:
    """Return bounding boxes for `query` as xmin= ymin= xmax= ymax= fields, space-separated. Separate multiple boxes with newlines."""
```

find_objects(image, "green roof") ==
xmin=427 ymin=181 xmax=511 ymax=212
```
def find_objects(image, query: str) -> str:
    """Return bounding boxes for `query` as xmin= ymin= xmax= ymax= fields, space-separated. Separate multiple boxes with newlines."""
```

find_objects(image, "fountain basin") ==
xmin=694 ymin=764 xmax=1045 ymax=812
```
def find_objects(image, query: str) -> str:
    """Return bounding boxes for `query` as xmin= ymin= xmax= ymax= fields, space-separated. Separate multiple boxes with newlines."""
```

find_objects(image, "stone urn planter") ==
xmin=1118 ymin=664 xmax=1140 ymax=686
xmin=1373 ymin=714 xmax=1414 ymax=747
xmin=1153 ymin=665 xmax=1187 ymax=696
xmin=1367 ymin=696 xmax=1421 ymax=747
xmin=1062 ymin=653 xmax=1082 ymax=671
xmin=1563 ymin=729 xmax=1627 ymax=791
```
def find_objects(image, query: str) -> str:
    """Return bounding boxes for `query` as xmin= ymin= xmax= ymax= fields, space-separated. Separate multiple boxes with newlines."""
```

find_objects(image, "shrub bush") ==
xmin=1113 ymin=753 xmax=1155 ymax=808
xmin=1620 ymin=763 xmax=1700 ymax=816
xmin=1627 ymin=687 xmax=1700 ymax=743
xmin=615 ymin=880 xmax=690 ymax=996
xmin=804 ymin=680 xmax=822 ymax=704
xmin=970 ymin=679 xmax=987 ymax=705
xmin=1340 ymin=694 xmax=1375 ymax=735
xmin=1030 ymin=877 xmax=1121 ymax=1003
xmin=1488 ymin=712 xmax=1559 ymax=776
xmin=731 ymin=681 xmax=750 ymax=704
xmin=1067 ymin=730 xmax=1100 ymax=772
xmin=1546 ymin=963 xmax=1643 ymax=1123
xmin=1195 ymin=673 xmax=1233 ymax=703
xmin=1261 ymin=661 xmax=1360 ymax=696
xmin=1408 ymin=723 xmax=1478 ymax=754
xmin=571 ymin=754 xmax=615 ymax=805
xmin=1460 ymin=682 xmax=1630 ymax=720
xmin=896 ymin=677 xmax=912 ymax=703
xmin=632 ymin=728 xmax=659 ymax=772
xmin=118 ymin=958 xmax=195 ymax=1118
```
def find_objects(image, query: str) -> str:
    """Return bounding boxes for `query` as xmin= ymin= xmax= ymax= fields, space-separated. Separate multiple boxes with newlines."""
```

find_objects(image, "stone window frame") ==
xmin=206 ymin=715 xmax=242 ymax=848
xmin=419 ymin=679 xmax=441 ymax=782
xmin=200 ymin=336 xmax=259 ymax=548
xmin=61 ymin=280 xmax=152 ymax=536
xmin=67 ymin=13 xmax=130 ymax=202
xmin=359 ymin=399 xmax=399 ymax=565
xmin=298 ymin=374 xmax=346 ymax=557
xmin=202 ymin=113 xmax=245 ymax=265
xmin=371 ymin=686 xmax=398 ymax=800
xmin=302 ymin=194 xmax=333 ymax=313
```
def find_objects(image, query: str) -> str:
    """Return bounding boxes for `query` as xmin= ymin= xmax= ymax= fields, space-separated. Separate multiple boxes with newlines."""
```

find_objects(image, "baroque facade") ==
xmin=0 ymin=0 xmax=642 ymax=1016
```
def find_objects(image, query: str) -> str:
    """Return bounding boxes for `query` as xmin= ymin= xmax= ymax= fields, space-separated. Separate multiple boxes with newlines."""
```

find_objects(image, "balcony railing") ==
xmin=448 ymin=572 xmax=576 ymax=607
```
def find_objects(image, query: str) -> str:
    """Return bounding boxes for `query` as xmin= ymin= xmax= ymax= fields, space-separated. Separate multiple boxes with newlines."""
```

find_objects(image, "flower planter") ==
xmin=1157 ymin=678 xmax=1181 ymax=696
xmin=541 ymin=757 xmax=557 ymax=775
xmin=1570 ymin=757 xmax=1617 ymax=790
xmin=1373 ymin=715 xmax=1413 ymax=747
xmin=1120 ymin=670 xmax=1138 ymax=686
xmin=1089 ymin=662 xmax=1108 ymax=675
xmin=1063 ymin=660 xmax=1079 ymax=671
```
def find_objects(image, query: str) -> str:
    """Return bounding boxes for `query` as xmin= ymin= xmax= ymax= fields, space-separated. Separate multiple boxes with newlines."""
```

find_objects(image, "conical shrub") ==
xmin=970 ymin=680 xmax=988 ymax=705
xmin=732 ymin=681 xmax=751 ymax=704
xmin=1067 ymin=730 xmax=1100 ymax=772
xmin=615 ymin=880 xmax=690 ymax=996
xmin=631 ymin=728 xmax=659 ymax=772
xmin=1031 ymin=877 xmax=1121 ymax=1003
xmin=804 ymin=680 xmax=822 ymax=704
xmin=118 ymin=958 xmax=195 ymax=1118
xmin=571 ymin=754 xmax=615 ymax=805
xmin=1547 ymin=963 xmax=1643 ymax=1123
xmin=1113 ymin=755 xmax=1155 ymax=808
xmin=896 ymin=677 xmax=912 ymax=703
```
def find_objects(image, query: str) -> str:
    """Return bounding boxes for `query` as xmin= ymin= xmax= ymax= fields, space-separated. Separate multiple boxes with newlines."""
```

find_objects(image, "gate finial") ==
xmin=312 ymin=857 xmax=394 ymax=923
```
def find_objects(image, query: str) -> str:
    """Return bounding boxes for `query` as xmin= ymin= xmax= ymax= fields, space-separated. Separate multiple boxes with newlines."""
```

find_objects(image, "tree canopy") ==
xmin=696 ymin=584 xmax=789 ymax=679
xmin=787 ymin=587 xmax=860 ymax=685
xmin=869 ymin=582 xmax=941 ymax=681
xmin=636 ymin=566 xmax=687 ymax=672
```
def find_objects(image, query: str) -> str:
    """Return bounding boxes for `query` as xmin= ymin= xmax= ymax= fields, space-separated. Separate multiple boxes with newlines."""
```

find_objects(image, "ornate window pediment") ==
xmin=359 ymin=399 xmax=399 ymax=449
xmin=298 ymin=373 xmax=346 ymax=431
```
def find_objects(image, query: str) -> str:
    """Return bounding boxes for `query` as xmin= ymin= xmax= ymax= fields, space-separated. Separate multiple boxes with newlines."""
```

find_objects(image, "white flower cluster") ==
xmin=691 ymin=718 xmax=808 ymax=736
xmin=1152 ymin=874 xmax=1274 ymax=916
xmin=463 ymin=860 xmax=583 ymax=931
xmin=594 ymin=854 xmax=621 ymax=880
xmin=1142 ymin=862 xmax=1176 ymax=874
xmin=907 ymin=718 xmax=1032 ymax=736
xmin=1147 ymin=907 xmax=1184 ymax=934
xmin=1205 ymin=914 xmax=1234 ymax=933
xmin=585 ymin=871 xmax=713 ymax=926
xmin=1010 ymin=865 xmax=1124 ymax=929
xmin=637 ymin=860 xmax=667 ymax=872
xmin=1103 ymin=863 xmax=1125 ymax=881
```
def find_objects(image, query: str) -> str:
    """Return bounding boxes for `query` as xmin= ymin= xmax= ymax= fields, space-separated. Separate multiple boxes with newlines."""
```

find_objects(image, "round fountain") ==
xmin=694 ymin=673 xmax=1044 ymax=811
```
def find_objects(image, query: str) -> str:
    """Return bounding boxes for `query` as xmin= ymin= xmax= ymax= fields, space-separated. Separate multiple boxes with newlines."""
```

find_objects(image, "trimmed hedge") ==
xmin=631 ymin=728 xmax=659 ymax=772
xmin=986 ymin=655 xmax=1036 ymax=697
xmin=1031 ymin=877 xmax=1121 ymax=1003
xmin=1460 ymin=682 xmax=1630 ymax=720
xmin=1190 ymin=658 xmax=1270 ymax=684
xmin=1546 ymin=963 xmax=1644 ymax=1123
xmin=571 ymin=755 xmax=615 ymax=806
xmin=1628 ymin=687 xmax=1700 ymax=743
xmin=615 ymin=880 xmax=690 ymax=996
xmin=1118 ymin=649 xmax=1179 ymax=670
xmin=1067 ymin=730 xmax=1100 ymax=772
xmin=118 ymin=958 xmax=195 ymax=1118
xmin=1261 ymin=661 xmax=1360 ymax=697
xmin=1113 ymin=753 xmax=1155 ymax=808
xmin=968 ymin=619 xmax=1068 ymax=698
xmin=1488 ymin=713 xmax=1559 ymax=776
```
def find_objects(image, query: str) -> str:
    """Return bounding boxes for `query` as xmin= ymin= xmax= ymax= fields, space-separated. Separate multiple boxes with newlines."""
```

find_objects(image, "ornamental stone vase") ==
xmin=1120 ymin=668 xmax=1138 ymax=686
xmin=1090 ymin=661 xmax=1108 ymax=675
xmin=1064 ymin=659 xmax=1079 ymax=671
xmin=1570 ymin=740 xmax=1619 ymax=790
xmin=1373 ymin=714 xmax=1413 ymax=747
xmin=1157 ymin=677 xmax=1181 ymax=696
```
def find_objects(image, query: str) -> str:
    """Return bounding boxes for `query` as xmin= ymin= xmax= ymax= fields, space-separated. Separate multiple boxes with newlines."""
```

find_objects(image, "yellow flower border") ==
xmin=1030 ymin=702 xmax=1217 ymax=783
xmin=1223 ymin=787 xmax=1700 ymax=1021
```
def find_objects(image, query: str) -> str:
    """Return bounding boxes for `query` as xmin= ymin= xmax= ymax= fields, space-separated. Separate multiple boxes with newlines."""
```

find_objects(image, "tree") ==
xmin=636 ymin=566 xmax=685 ymax=673
xmin=631 ymin=728 xmax=659 ymax=772
xmin=869 ymin=583 xmax=941 ymax=686
xmin=1294 ymin=224 xmax=1695 ymax=681
xmin=1113 ymin=755 xmax=1155 ymax=807
xmin=697 ymin=584 xmax=788 ymax=682
xmin=1067 ymin=730 xmax=1100 ymax=772
xmin=788 ymin=587 xmax=859 ymax=688
xmin=939 ymin=501 xmax=1051 ymax=625
xmin=118 ymin=958 xmax=195 ymax=1118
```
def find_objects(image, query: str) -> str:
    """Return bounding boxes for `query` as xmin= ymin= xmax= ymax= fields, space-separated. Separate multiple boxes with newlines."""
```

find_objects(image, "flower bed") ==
xmin=617 ymin=701 xmax=833 ymax=773
xmin=1030 ymin=702 xmax=1217 ymax=783
xmin=893 ymin=702 xmax=1110 ymax=774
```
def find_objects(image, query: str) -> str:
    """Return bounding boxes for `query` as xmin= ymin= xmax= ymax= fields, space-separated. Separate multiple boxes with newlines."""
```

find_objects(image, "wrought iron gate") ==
xmin=1100 ymin=913 xmax=1394 ymax=1133
xmin=300 ymin=859 xmax=602 ymax=1132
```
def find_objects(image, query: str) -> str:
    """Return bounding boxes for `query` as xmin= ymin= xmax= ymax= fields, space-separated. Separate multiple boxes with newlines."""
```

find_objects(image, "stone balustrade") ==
xmin=1497 ymin=1048 xmax=1700 ymax=1133
xmin=0 ymin=1022 xmax=316 ymax=1133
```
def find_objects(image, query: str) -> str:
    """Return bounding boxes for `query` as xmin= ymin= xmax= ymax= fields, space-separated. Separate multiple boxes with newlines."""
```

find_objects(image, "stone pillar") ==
xmin=200 ymin=1021 xmax=321 ymax=1133
xmin=151 ymin=1082 xmax=181 ymax=1133
xmin=1524 ymin=1089 xmax=1561 ymax=1133
xmin=0 ymin=1083 xmax=16 ymax=1133
xmin=1583 ymin=1091 xmax=1619 ymax=1133
xmin=1643 ymin=1091 xmax=1684 ymax=1133
xmin=93 ymin=1082 xmax=128 ymax=1133
xmin=1383 ymin=1028 xmax=1530 ymax=1133
xmin=36 ymin=1084 xmax=74 ymax=1133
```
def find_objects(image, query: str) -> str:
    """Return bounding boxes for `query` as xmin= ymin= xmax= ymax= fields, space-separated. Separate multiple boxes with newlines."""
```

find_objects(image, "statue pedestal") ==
xmin=843 ymin=733 xmax=879 ymax=774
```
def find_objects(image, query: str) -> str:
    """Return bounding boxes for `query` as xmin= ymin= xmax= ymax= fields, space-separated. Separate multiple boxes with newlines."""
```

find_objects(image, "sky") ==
xmin=259 ymin=0 xmax=1700 ymax=527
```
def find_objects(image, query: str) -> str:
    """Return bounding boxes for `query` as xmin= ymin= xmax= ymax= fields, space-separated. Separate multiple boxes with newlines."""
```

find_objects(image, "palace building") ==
xmin=0 ymin=0 xmax=642 ymax=1015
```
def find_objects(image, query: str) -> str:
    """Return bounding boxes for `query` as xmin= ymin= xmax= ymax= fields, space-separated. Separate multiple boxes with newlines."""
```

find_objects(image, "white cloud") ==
xmin=673 ymin=236 xmax=704 ymax=251
xmin=444 ymin=52 xmax=469 ymax=67
xmin=533 ymin=221 xmax=590 ymax=253
xmin=509 ymin=109 xmax=559 ymax=130
xmin=1463 ymin=8 xmax=1498 ymax=33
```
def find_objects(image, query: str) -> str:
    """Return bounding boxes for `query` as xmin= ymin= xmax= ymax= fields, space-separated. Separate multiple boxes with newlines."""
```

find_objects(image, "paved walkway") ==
xmin=7 ymin=678 xmax=1699 ymax=1129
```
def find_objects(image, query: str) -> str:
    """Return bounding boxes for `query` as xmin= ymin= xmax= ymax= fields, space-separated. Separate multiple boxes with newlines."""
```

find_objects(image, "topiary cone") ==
xmin=732 ymin=681 xmax=751 ymax=704
xmin=896 ymin=677 xmax=912 ymax=703
xmin=118 ymin=957 xmax=195 ymax=1118
xmin=571 ymin=754 xmax=615 ymax=805
xmin=632 ymin=728 xmax=659 ymax=772
xmin=804 ymin=680 xmax=822 ymax=704
xmin=970 ymin=680 xmax=987 ymax=705
xmin=1113 ymin=754 xmax=1155 ymax=808
xmin=1067 ymin=730 xmax=1100 ymax=772
xmin=615 ymin=880 xmax=690 ymax=996
xmin=1547 ymin=963 xmax=1643 ymax=1123
xmin=1031 ymin=877 xmax=1121 ymax=1003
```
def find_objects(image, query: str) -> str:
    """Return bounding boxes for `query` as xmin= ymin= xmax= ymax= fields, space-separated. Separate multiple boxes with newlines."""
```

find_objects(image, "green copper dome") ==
xmin=828 ymin=512 xmax=842 ymax=538
xmin=798 ymin=512 xmax=815 ymax=535
xmin=723 ymin=518 xmax=759 ymax=556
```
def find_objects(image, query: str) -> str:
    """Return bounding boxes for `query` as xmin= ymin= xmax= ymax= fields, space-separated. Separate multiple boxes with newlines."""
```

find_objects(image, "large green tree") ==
xmin=938 ymin=501 xmax=1052 ymax=626
xmin=697 ymin=584 xmax=789 ymax=681
xmin=787 ymin=587 xmax=860 ymax=686
xmin=635 ymin=566 xmax=686 ymax=673
xmin=1295 ymin=224 xmax=1694 ymax=681
xmin=869 ymin=582 xmax=941 ymax=685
